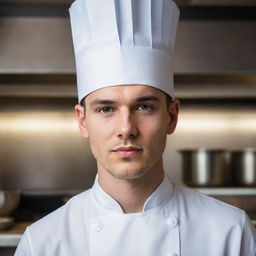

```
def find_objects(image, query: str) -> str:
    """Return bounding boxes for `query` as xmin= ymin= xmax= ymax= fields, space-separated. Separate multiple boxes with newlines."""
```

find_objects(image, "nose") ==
xmin=116 ymin=110 xmax=138 ymax=140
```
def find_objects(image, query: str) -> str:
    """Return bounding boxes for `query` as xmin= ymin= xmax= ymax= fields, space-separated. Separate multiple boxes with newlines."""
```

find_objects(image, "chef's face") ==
xmin=75 ymin=85 xmax=179 ymax=180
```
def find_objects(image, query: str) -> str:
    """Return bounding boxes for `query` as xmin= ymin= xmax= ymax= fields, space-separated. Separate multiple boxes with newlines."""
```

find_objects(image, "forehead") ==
xmin=85 ymin=85 xmax=166 ymax=104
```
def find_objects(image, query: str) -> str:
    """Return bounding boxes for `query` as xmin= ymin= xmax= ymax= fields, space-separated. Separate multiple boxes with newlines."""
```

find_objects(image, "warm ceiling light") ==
xmin=176 ymin=112 xmax=256 ymax=133
xmin=0 ymin=112 xmax=78 ymax=133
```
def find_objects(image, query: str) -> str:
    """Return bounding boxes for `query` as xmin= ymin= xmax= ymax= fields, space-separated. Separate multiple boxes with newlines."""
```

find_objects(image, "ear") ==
xmin=167 ymin=99 xmax=180 ymax=135
xmin=74 ymin=104 xmax=89 ymax=138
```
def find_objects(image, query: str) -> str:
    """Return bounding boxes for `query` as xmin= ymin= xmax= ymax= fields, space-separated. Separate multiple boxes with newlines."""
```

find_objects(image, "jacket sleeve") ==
xmin=240 ymin=214 xmax=256 ymax=256
xmin=14 ymin=228 xmax=32 ymax=256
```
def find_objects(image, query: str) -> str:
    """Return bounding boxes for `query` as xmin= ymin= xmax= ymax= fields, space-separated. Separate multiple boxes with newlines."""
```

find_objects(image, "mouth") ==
xmin=112 ymin=147 xmax=143 ymax=158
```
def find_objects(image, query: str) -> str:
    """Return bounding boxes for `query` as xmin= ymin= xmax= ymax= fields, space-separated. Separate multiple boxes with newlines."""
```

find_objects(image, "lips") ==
xmin=113 ymin=146 xmax=143 ymax=158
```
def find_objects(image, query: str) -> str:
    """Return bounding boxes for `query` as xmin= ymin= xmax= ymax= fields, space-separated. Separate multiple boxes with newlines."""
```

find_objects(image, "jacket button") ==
xmin=92 ymin=222 xmax=103 ymax=232
xmin=168 ymin=218 xmax=178 ymax=228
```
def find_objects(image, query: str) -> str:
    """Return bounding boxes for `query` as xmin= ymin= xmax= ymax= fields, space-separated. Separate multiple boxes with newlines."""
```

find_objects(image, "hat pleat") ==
xmin=169 ymin=2 xmax=176 ymax=50
xmin=114 ymin=0 xmax=134 ymax=46
xmin=151 ymin=0 xmax=164 ymax=50
xmin=162 ymin=0 xmax=173 ymax=52
xmin=132 ymin=0 xmax=152 ymax=48
xmin=149 ymin=0 xmax=153 ymax=48
xmin=86 ymin=0 xmax=120 ymax=48
xmin=69 ymin=0 xmax=91 ymax=54
xmin=171 ymin=5 xmax=180 ymax=51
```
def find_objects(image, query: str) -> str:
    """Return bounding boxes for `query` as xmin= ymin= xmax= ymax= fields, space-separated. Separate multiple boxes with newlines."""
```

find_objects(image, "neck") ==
xmin=98 ymin=163 xmax=165 ymax=213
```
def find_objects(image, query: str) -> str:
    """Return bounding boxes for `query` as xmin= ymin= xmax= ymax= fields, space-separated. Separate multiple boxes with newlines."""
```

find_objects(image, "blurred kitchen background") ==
xmin=0 ymin=0 xmax=256 ymax=255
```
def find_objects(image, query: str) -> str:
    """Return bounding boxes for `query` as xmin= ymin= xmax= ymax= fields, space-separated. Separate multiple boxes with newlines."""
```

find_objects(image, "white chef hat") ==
xmin=69 ymin=0 xmax=180 ymax=103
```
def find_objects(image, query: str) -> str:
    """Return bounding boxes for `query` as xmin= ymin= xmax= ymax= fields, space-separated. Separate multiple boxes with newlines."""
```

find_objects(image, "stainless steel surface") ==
xmin=0 ymin=191 xmax=20 ymax=217
xmin=231 ymin=148 xmax=256 ymax=186
xmin=1 ymin=98 xmax=256 ymax=188
xmin=175 ymin=74 xmax=256 ymax=99
xmin=179 ymin=149 xmax=229 ymax=187
xmin=0 ymin=234 xmax=21 ymax=247
xmin=0 ymin=17 xmax=75 ymax=73
xmin=0 ymin=74 xmax=77 ymax=98
xmin=0 ymin=5 xmax=256 ymax=190
xmin=0 ymin=98 xmax=97 ymax=191
xmin=194 ymin=187 xmax=256 ymax=213
xmin=174 ymin=21 xmax=256 ymax=73
xmin=1 ymin=18 xmax=256 ymax=73
xmin=163 ymin=103 xmax=256 ymax=184
xmin=195 ymin=187 xmax=256 ymax=196
xmin=0 ymin=222 xmax=30 ymax=248
xmin=2 ymin=74 xmax=256 ymax=99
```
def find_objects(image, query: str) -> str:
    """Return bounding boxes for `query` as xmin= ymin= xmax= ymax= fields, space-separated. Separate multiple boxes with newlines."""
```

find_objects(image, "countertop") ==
xmin=0 ymin=222 xmax=31 ymax=247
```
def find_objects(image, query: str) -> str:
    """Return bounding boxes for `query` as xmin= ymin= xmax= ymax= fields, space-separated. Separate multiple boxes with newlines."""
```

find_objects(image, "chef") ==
xmin=15 ymin=0 xmax=256 ymax=255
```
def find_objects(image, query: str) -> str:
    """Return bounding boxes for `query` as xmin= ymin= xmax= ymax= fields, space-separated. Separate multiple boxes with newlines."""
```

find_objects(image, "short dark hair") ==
xmin=165 ymin=93 xmax=173 ymax=108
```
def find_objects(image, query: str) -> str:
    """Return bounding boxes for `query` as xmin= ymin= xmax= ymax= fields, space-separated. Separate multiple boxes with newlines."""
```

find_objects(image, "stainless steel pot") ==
xmin=179 ymin=149 xmax=229 ymax=187
xmin=0 ymin=190 xmax=21 ymax=216
xmin=231 ymin=148 xmax=256 ymax=187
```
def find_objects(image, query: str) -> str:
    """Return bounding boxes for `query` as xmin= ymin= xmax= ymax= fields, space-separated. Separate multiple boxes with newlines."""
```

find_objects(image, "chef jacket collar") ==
xmin=92 ymin=174 xmax=173 ymax=214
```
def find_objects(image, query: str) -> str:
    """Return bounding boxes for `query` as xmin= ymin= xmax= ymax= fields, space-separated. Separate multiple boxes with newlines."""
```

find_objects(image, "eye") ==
xmin=137 ymin=104 xmax=154 ymax=112
xmin=98 ymin=106 xmax=114 ymax=114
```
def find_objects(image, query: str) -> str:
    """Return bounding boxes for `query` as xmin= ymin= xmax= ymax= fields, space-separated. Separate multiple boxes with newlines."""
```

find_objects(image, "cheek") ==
xmin=86 ymin=119 xmax=113 ymax=154
xmin=86 ymin=117 xmax=112 ymax=138
xmin=140 ymin=116 xmax=168 ymax=145
xmin=144 ymin=112 xmax=169 ymax=133
xmin=88 ymin=134 xmax=107 ymax=162
xmin=87 ymin=115 xmax=122 ymax=146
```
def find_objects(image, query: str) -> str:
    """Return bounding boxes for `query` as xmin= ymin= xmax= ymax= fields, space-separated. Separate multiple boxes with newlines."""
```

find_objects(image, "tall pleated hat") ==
xmin=69 ymin=0 xmax=180 ymax=103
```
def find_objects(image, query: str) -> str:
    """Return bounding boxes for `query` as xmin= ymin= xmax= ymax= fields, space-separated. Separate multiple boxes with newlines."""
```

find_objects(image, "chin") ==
xmin=107 ymin=165 xmax=149 ymax=181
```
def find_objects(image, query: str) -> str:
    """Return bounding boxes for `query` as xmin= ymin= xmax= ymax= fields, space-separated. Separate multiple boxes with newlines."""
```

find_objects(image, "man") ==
xmin=15 ymin=0 xmax=256 ymax=255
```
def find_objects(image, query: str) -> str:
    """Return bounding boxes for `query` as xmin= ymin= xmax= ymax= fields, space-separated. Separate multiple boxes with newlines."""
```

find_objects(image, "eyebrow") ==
xmin=89 ymin=99 xmax=117 ymax=107
xmin=135 ymin=95 xmax=160 ymax=103
xmin=89 ymin=95 xmax=160 ymax=107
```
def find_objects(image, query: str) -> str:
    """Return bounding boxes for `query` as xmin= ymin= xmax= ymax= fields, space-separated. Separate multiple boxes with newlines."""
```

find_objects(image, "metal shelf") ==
xmin=0 ymin=222 xmax=30 ymax=247
xmin=1 ymin=73 xmax=256 ymax=99
xmin=0 ymin=234 xmax=21 ymax=247
xmin=194 ymin=187 xmax=256 ymax=196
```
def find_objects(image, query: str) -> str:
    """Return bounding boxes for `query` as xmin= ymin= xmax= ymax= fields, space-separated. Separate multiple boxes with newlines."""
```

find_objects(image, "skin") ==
xmin=75 ymin=85 xmax=179 ymax=213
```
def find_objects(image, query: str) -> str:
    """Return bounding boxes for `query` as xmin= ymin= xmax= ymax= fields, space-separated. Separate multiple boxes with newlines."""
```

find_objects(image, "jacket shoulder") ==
xmin=171 ymin=183 xmax=256 ymax=255
xmin=172 ymin=183 xmax=245 ymax=224
xmin=25 ymin=188 xmax=92 ymax=254
xmin=29 ymin=188 xmax=92 ymax=230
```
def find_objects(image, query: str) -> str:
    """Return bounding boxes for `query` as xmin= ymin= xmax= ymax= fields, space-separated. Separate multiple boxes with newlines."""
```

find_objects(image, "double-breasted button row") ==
xmin=92 ymin=218 xmax=178 ymax=232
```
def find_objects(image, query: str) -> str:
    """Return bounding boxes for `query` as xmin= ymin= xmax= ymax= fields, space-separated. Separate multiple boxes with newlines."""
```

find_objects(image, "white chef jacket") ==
xmin=15 ymin=175 xmax=256 ymax=256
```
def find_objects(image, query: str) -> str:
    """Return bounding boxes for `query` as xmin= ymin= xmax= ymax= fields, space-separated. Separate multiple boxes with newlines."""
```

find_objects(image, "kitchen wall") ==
xmin=0 ymin=3 xmax=256 ymax=191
